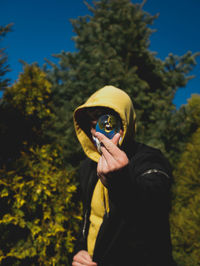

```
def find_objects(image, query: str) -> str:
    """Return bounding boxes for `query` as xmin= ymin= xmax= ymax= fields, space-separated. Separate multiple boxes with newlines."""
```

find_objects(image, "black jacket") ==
xmin=74 ymin=142 xmax=176 ymax=266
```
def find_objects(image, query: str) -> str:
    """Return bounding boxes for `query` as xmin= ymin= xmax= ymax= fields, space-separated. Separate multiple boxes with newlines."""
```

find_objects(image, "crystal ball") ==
xmin=95 ymin=114 xmax=121 ymax=139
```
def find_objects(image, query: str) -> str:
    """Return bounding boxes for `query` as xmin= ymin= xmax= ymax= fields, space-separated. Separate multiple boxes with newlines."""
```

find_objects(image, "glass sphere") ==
xmin=95 ymin=114 xmax=121 ymax=139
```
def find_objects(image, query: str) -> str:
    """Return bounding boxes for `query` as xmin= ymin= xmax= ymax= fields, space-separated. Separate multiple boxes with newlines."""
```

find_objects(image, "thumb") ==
xmin=111 ymin=133 xmax=121 ymax=145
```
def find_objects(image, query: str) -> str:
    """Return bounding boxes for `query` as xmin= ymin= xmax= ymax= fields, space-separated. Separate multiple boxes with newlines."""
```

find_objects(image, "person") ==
xmin=72 ymin=85 xmax=176 ymax=266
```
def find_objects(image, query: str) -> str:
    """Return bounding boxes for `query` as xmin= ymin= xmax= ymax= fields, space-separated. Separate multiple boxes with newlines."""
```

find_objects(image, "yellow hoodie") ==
xmin=73 ymin=85 xmax=136 ymax=256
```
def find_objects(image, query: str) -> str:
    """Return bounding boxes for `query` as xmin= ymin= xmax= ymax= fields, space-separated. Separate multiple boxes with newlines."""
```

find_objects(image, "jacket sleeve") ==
xmin=106 ymin=148 xmax=174 ymax=264
xmin=107 ymin=148 xmax=173 ymax=217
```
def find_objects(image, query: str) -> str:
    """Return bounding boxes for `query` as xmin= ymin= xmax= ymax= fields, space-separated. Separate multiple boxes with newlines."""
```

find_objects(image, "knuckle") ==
xmin=102 ymin=168 xmax=109 ymax=175
xmin=118 ymin=154 xmax=128 ymax=165
xmin=109 ymin=165 xmax=116 ymax=172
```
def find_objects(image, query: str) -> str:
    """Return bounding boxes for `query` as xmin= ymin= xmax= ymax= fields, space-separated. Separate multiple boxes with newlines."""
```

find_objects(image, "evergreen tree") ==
xmin=159 ymin=97 xmax=199 ymax=167
xmin=0 ymin=24 xmax=12 ymax=91
xmin=170 ymin=95 xmax=200 ymax=265
xmin=47 ymin=0 xmax=198 ymax=166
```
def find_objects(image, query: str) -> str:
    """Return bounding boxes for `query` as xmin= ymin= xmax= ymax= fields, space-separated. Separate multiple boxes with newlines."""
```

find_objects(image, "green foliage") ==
xmin=47 ymin=0 xmax=199 ymax=166
xmin=3 ymin=63 xmax=52 ymax=119
xmin=170 ymin=128 xmax=200 ymax=265
xmin=0 ymin=145 xmax=81 ymax=265
xmin=164 ymin=94 xmax=200 ymax=166
xmin=170 ymin=95 xmax=200 ymax=265
xmin=187 ymin=94 xmax=200 ymax=126
xmin=0 ymin=64 xmax=53 ymax=164
xmin=0 ymin=64 xmax=81 ymax=264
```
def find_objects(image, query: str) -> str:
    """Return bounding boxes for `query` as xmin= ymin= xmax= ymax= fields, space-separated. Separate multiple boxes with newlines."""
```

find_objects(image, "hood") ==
xmin=73 ymin=85 xmax=136 ymax=162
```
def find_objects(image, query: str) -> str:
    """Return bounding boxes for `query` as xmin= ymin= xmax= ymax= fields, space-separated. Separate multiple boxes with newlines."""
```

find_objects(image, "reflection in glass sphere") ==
xmin=96 ymin=114 xmax=121 ymax=139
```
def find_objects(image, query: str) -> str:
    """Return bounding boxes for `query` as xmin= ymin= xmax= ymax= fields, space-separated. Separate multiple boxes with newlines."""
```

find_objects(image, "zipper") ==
xmin=82 ymin=210 xmax=88 ymax=238
xmin=141 ymin=169 xmax=170 ymax=179
xmin=82 ymin=165 xmax=95 ymax=239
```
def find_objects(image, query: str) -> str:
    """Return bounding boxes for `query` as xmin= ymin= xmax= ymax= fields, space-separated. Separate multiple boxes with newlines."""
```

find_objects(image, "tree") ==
xmin=0 ymin=24 xmax=12 ymax=92
xmin=187 ymin=94 xmax=200 ymax=126
xmin=170 ymin=94 xmax=200 ymax=265
xmin=170 ymin=129 xmax=200 ymax=265
xmin=0 ymin=64 xmax=52 ymax=165
xmin=162 ymin=94 xmax=200 ymax=166
xmin=0 ymin=64 xmax=81 ymax=264
xmin=47 ymin=0 xmax=199 ymax=166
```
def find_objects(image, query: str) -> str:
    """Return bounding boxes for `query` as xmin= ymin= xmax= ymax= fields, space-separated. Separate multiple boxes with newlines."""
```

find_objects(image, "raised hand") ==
xmin=95 ymin=132 xmax=129 ymax=186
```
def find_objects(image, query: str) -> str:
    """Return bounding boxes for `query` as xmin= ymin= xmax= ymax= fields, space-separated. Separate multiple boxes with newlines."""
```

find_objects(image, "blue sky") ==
xmin=1 ymin=0 xmax=200 ymax=108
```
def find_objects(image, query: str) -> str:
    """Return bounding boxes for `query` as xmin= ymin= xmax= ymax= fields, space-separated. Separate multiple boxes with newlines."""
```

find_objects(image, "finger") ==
xmin=97 ymin=154 xmax=109 ymax=175
xmin=100 ymin=140 xmax=129 ymax=170
xmin=72 ymin=261 xmax=97 ymax=266
xmin=97 ymin=155 xmax=110 ymax=186
xmin=72 ymin=261 xmax=82 ymax=266
xmin=111 ymin=133 xmax=121 ymax=146
xmin=100 ymin=146 xmax=118 ymax=166
xmin=97 ymin=155 xmax=103 ymax=175
xmin=95 ymin=132 xmax=121 ymax=157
